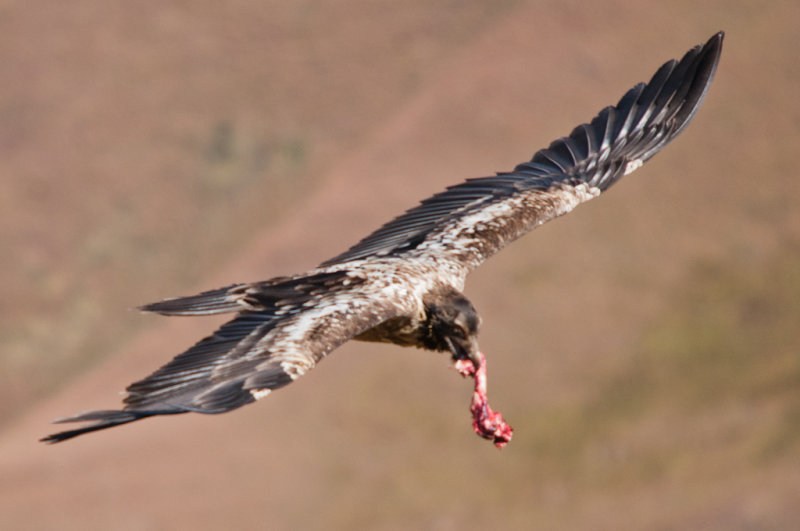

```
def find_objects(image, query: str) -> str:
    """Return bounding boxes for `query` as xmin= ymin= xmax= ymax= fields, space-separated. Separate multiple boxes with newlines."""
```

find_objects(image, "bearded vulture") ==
xmin=43 ymin=32 xmax=723 ymax=446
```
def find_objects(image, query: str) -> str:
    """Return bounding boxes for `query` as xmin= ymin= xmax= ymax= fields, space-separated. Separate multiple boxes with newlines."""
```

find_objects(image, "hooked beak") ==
xmin=445 ymin=336 xmax=481 ymax=367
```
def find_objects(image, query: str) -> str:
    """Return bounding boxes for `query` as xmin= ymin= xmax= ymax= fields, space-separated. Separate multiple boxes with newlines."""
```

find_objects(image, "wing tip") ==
xmin=40 ymin=409 xmax=188 ymax=444
xmin=708 ymin=31 xmax=725 ymax=50
xmin=40 ymin=410 xmax=143 ymax=444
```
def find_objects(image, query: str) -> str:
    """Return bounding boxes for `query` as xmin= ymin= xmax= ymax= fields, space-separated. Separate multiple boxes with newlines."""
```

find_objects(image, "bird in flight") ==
xmin=43 ymin=32 xmax=723 ymax=447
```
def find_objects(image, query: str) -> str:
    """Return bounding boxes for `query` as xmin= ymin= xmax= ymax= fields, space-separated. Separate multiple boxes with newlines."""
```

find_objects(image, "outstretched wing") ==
xmin=322 ymin=32 xmax=723 ymax=271
xmin=42 ymin=271 xmax=408 ymax=443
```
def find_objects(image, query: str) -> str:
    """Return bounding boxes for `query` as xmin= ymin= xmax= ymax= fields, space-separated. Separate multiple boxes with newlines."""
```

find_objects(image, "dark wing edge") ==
xmin=320 ymin=32 xmax=723 ymax=268
xmin=42 ymin=272 xmax=398 ymax=444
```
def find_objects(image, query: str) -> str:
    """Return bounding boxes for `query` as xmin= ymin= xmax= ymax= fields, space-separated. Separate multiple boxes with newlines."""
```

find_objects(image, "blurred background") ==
xmin=2 ymin=0 xmax=799 ymax=529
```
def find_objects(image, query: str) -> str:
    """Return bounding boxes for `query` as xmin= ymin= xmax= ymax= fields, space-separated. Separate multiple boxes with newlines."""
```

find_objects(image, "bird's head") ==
xmin=422 ymin=289 xmax=481 ymax=365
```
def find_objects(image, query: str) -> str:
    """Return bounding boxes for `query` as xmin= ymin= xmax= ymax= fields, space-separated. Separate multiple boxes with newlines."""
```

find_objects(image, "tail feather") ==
xmin=40 ymin=409 xmax=184 ymax=444
xmin=140 ymin=284 xmax=246 ymax=316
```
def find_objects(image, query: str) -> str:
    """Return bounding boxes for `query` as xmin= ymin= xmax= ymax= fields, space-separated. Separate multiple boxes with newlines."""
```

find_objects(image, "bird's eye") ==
xmin=452 ymin=326 xmax=467 ymax=339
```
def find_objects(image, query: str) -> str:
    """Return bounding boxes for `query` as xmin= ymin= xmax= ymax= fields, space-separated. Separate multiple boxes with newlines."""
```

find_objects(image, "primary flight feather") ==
xmin=43 ymin=32 xmax=723 ymax=446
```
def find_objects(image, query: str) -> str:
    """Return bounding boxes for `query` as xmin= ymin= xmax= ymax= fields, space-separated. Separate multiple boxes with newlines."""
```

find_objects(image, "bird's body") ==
xmin=43 ymin=32 xmax=724 ymax=446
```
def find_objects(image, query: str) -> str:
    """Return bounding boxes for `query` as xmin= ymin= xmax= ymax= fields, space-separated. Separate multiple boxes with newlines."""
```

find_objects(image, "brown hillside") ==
xmin=2 ymin=0 xmax=799 ymax=529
